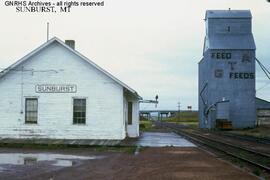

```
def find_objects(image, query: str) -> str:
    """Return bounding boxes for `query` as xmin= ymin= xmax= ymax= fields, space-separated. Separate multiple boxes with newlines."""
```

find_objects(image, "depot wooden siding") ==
xmin=0 ymin=41 xmax=128 ymax=139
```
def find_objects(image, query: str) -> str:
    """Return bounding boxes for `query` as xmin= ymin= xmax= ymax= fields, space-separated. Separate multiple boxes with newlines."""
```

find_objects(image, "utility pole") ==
xmin=177 ymin=102 xmax=180 ymax=121
xmin=47 ymin=22 xmax=49 ymax=42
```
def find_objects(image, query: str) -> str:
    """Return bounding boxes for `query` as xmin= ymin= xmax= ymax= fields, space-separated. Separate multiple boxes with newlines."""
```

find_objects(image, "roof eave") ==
xmin=0 ymin=37 xmax=141 ymax=100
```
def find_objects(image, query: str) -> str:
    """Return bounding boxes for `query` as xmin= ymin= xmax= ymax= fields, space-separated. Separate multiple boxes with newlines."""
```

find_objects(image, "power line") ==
xmin=256 ymin=58 xmax=270 ymax=80
xmin=47 ymin=22 xmax=50 ymax=42
xmin=256 ymin=81 xmax=270 ymax=92
xmin=255 ymin=58 xmax=270 ymax=92
xmin=177 ymin=102 xmax=180 ymax=121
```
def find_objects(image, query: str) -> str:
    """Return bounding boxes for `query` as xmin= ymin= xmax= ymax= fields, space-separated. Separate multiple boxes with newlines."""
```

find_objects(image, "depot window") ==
xmin=128 ymin=102 xmax=133 ymax=125
xmin=73 ymin=99 xmax=86 ymax=124
xmin=25 ymin=98 xmax=38 ymax=124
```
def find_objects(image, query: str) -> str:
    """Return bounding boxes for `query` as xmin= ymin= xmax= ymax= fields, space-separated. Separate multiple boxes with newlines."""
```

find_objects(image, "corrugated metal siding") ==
xmin=199 ymin=10 xmax=256 ymax=129
xmin=206 ymin=10 xmax=252 ymax=19
xmin=208 ymin=35 xmax=256 ymax=50
xmin=256 ymin=98 xmax=270 ymax=125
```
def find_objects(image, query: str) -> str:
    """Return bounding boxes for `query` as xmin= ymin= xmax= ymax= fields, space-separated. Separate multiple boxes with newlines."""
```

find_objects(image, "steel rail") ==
xmin=160 ymin=122 xmax=270 ymax=172
xmin=189 ymin=131 xmax=270 ymax=158
xmin=162 ymin=122 xmax=270 ymax=157
xmin=205 ymin=130 xmax=270 ymax=145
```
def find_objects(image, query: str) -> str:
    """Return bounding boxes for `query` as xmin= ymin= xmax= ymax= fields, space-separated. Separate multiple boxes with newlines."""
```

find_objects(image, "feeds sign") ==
xmin=35 ymin=84 xmax=77 ymax=93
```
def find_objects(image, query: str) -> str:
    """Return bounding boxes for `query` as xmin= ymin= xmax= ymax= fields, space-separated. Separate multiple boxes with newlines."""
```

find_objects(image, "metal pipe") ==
xmin=47 ymin=22 xmax=49 ymax=41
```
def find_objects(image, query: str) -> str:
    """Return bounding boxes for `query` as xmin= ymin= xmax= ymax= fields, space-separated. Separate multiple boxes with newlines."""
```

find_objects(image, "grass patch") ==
xmin=163 ymin=111 xmax=198 ymax=122
xmin=229 ymin=125 xmax=270 ymax=139
xmin=252 ymin=168 xmax=261 ymax=176
xmin=176 ymin=121 xmax=199 ymax=128
xmin=0 ymin=143 xmax=137 ymax=153
xmin=91 ymin=146 xmax=137 ymax=154
xmin=0 ymin=143 xmax=69 ymax=149
xmin=162 ymin=111 xmax=199 ymax=128
xmin=140 ymin=120 xmax=155 ymax=131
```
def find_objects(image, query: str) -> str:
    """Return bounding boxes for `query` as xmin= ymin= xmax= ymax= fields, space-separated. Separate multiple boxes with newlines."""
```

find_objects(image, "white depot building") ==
xmin=0 ymin=37 xmax=141 ymax=142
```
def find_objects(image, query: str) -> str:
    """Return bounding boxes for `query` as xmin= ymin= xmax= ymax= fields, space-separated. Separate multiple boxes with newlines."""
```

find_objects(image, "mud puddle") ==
xmin=0 ymin=153 xmax=104 ymax=170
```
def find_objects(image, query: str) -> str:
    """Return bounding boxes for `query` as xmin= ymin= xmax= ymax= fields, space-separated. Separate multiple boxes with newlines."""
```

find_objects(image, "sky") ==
xmin=0 ymin=0 xmax=269 ymax=110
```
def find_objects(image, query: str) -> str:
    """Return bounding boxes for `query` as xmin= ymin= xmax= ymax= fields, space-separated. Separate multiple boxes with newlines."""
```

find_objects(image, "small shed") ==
xmin=256 ymin=97 xmax=270 ymax=125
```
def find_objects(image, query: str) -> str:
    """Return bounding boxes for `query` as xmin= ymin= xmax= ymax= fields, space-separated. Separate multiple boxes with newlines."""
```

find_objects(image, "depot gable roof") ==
xmin=0 ymin=37 xmax=141 ymax=99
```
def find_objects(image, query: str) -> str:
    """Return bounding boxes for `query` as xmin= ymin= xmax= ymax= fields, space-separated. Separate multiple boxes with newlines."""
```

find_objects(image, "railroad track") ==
xmin=209 ymin=131 xmax=270 ymax=145
xmin=189 ymin=129 xmax=270 ymax=155
xmin=158 ymin=122 xmax=270 ymax=173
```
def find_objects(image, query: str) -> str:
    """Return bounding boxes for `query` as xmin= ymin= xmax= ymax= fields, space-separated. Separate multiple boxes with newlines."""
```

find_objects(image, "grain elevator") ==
xmin=199 ymin=10 xmax=256 ymax=129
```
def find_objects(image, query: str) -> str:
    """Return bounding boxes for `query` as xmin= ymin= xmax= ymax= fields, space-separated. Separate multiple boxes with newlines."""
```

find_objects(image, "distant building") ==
xmin=256 ymin=97 xmax=270 ymax=125
xmin=199 ymin=10 xmax=256 ymax=129
xmin=0 ymin=37 xmax=141 ymax=142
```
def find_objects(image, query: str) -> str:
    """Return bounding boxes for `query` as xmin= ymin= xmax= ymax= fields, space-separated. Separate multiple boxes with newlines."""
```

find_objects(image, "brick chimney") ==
xmin=65 ymin=40 xmax=75 ymax=49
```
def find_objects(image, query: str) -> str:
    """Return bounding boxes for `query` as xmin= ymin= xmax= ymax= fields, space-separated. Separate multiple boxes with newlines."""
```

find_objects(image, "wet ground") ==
xmin=0 ymin=153 xmax=104 ymax=168
xmin=0 ymin=132 xmax=257 ymax=180
xmin=0 ymin=147 xmax=257 ymax=180
xmin=137 ymin=132 xmax=196 ymax=147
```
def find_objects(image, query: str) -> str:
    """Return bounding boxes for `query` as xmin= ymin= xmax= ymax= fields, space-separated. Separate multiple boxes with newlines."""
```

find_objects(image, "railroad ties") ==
xmin=158 ymin=122 xmax=270 ymax=173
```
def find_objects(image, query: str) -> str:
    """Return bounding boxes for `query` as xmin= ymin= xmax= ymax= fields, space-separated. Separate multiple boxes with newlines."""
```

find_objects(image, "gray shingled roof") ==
xmin=206 ymin=10 xmax=252 ymax=19
xmin=256 ymin=97 xmax=270 ymax=109
xmin=206 ymin=34 xmax=256 ymax=50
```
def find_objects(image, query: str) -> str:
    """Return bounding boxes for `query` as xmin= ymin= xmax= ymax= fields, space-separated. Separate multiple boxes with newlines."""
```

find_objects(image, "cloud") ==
xmin=0 ymin=0 xmax=270 ymax=110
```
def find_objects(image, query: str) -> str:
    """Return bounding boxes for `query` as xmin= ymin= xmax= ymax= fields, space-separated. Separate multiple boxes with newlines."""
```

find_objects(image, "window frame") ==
xmin=72 ymin=98 xmax=87 ymax=125
xmin=128 ymin=102 xmax=133 ymax=125
xmin=25 ymin=98 xmax=38 ymax=124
